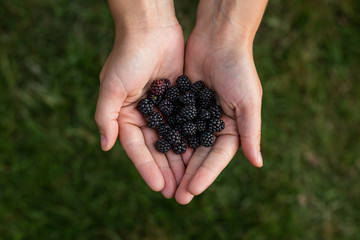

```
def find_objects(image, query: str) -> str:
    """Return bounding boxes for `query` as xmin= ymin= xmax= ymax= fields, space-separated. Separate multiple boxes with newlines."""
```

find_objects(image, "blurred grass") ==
xmin=1 ymin=0 xmax=360 ymax=239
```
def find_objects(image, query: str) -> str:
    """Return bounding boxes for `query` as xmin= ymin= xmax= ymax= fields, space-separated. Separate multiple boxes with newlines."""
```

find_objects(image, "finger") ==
xmin=166 ymin=150 xmax=185 ymax=186
xmin=142 ymin=127 xmax=177 ymax=199
xmin=95 ymin=79 xmax=126 ymax=151
xmin=119 ymin=123 xmax=164 ymax=192
xmin=236 ymin=102 xmax=263 ymax=168
xmin=175 ymin=146 xmax=211 ymax=205
xmin=187 ymin=135 xmax=239 ymax=195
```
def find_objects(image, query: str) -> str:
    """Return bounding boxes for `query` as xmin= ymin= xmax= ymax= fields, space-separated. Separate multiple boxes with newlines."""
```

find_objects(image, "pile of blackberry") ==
xmin=137 ymin=75 xmax=225 ymax=154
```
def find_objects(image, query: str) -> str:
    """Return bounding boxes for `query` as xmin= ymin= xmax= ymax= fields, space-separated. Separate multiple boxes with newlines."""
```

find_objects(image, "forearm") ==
xmin=193 ymin=0 xmax=268 ymax=46
xmin=107 ymin=0 xmax=178 ymax=34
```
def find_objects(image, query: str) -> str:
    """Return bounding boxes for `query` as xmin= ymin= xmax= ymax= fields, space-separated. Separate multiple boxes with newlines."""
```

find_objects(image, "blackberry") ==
xmin=200 ymin=132 xmax=214 ymax=147
xmin=157 ymin=123 xmax=170 ymax=137
xmin=182 ymin=122 xmax=197 ymax=136
xmin=180 ymin=105 xmax=197 ymax=120
xmin=155 ymin=138 xmax=171 ymax=153
xmin=198 ymin=88 xmax=215 ymax=108
xmin=208 ymin=119 xmax=225 ymax=133
xmin=164 ymin=86 xmax=180 ymax=102
xmin=173 ymin=140 xmax=187 ymax=154
xmin=188 ymin=135 xmax=200 ymax=149
xmin=147 ymin=92 xmax=163 ymax=105
xmin=166 ymin=129 xmax=181 ymax=145
xmin=198 ymin=109 xmax=211 ymax=120
xmin=159 ymin=99 xmax=173 ymax=116
xmin=209 ymin=105 xmax=223 ymax=119
xmin=196 ymin=120 xmax=207 ymax=133
xmin=176 ymin=75 xmax=191 ymax=92
xmin=200 ymin=87 xmax=215 ymax=102
xmin=179 ymin=91 xmax=196 ymax=105
xmin=190 ymin=80 xmax=205 ymax=94
xmin=146 ymin=111 xmax=163 ymax=129
xmin=137 ymin=98 xmax=154 ymax=116
xmin=150 ymin=79 xmax=171 ymax=96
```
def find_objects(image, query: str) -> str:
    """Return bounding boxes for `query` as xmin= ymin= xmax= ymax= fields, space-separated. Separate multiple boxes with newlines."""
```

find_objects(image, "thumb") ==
xmin=236 ymin=101 xmax=263 ymax=167
xmin=95 ymin=79 xmax=126 ymax=151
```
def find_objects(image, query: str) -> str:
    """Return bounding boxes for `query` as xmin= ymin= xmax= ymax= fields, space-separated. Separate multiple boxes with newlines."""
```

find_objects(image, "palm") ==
xmin=175 ymin=34 xmax=263 ymax=204
xmin=96 ymin=25 xmax=188 ymax=198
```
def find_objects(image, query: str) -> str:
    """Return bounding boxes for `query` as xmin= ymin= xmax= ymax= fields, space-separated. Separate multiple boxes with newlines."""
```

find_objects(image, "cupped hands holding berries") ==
xmin=95 ymin=0 xmax=268 ymax=204
xmin=95 ymin=1 xmax=187 ymax=199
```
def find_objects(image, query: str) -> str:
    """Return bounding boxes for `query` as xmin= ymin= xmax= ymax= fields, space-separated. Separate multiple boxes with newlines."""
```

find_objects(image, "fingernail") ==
xmin=100 ymin=135 xmax=106 ymax=150
xmin=257 ymin=152 xmax=263 ymax=167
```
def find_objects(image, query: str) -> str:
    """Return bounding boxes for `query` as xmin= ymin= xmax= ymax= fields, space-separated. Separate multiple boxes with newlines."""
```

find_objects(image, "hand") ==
xmin=175 ymin=33 xmax=263 ymax=204
xmin=95 ymin=23 xmax=187 ymax=198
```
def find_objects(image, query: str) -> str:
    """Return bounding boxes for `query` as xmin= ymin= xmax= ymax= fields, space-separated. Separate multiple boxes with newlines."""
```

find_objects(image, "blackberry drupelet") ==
xmin=209 ymin=105 xmax=222 ymax=119
xmin=164 ymin=86 xmax=180 ymax=102
xmin=190 ymin=80 xmax=205 ymax=95
xmin=157 ymin=123 xmax=170 ymax=137
xmin=200 ymin=132 xmax=214 ymax=147
xmin=208 ymin=119 xmax=225 ymax=133
xmin=166 ymin=129 xmax=181 ymax=145
xmin=155 ymin=138 xmax=171 ymax=153
xmin=179 ymin=91 xmax=196 ymax=105
xmin=159 ymin=99 xmax=173 ymax=116
xmin=173 ymin=140 xmax=187 ymax=154
xmin=150 ymin=79 xmax=170 ymax=96
xmin=187 ymin=135 xmax=200 ymax=149
xmin=146 ymin=111 xmax=163 ymax=129
xmin=182 ymin=122 xmax=197 ymax=136
xmin=176 ymin=75 xmax=191 ymax=92
xmin=137 ymin=98 xmax=154 ymax=116
xmin=180 ymin=105 xmax=197 ymax=120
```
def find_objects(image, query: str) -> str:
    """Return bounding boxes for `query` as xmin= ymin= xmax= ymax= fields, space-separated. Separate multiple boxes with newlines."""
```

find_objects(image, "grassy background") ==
xmin=1 ymin=0 xmax=360 ymax=239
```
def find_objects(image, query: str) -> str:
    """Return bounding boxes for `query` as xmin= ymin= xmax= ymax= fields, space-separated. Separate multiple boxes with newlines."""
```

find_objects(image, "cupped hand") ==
xmin=175 ymin=34 xmax=263 ymax=204
xmin=95 ymin=25 xmax=187 ymax=198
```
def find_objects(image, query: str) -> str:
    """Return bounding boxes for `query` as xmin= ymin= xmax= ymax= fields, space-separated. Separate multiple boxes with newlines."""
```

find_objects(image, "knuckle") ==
xmin=102 ymin=80 xmax=125 ymax=100
xmin=240 ymin=128 xmax=261 ymax=139
xmin=243 ymin=95 xmax=262 ymax=109
xmin=94 ymin=112 xmax=102 ymax=126
xmin=259 ymin=84 xmax=263 ymax=98
xmin=94 ymin=110 xmax=104 ymax=128
xmin=99 ymin=69 xmax=105 ymax=83
xmin=211 ymin=147 xmax=232 ymax=160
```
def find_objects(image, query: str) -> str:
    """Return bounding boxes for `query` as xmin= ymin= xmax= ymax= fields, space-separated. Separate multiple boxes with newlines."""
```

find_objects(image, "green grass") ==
xmin=1 ymin=0 xmax=360 ymax=239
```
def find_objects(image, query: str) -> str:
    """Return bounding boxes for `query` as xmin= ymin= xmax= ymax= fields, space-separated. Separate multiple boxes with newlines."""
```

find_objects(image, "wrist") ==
xmin=108 ymin=0 xmax=178 ymax=34
xmin=193 ymin=0 xmax=267 ymax=48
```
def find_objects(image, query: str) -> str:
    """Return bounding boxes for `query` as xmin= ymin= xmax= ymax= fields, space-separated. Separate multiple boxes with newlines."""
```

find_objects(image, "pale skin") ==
xmin=95 ymin=0 xmax=268 ymax=204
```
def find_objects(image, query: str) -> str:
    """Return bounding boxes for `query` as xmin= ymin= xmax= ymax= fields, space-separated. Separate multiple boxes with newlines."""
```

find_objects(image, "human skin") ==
xmin=95 ymin=0 xmax=268 ymax=203
xmin=175 ymin=0 xmax=268 ymax=204
xmin=94 ymin=0 xmax=187 ymax=198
